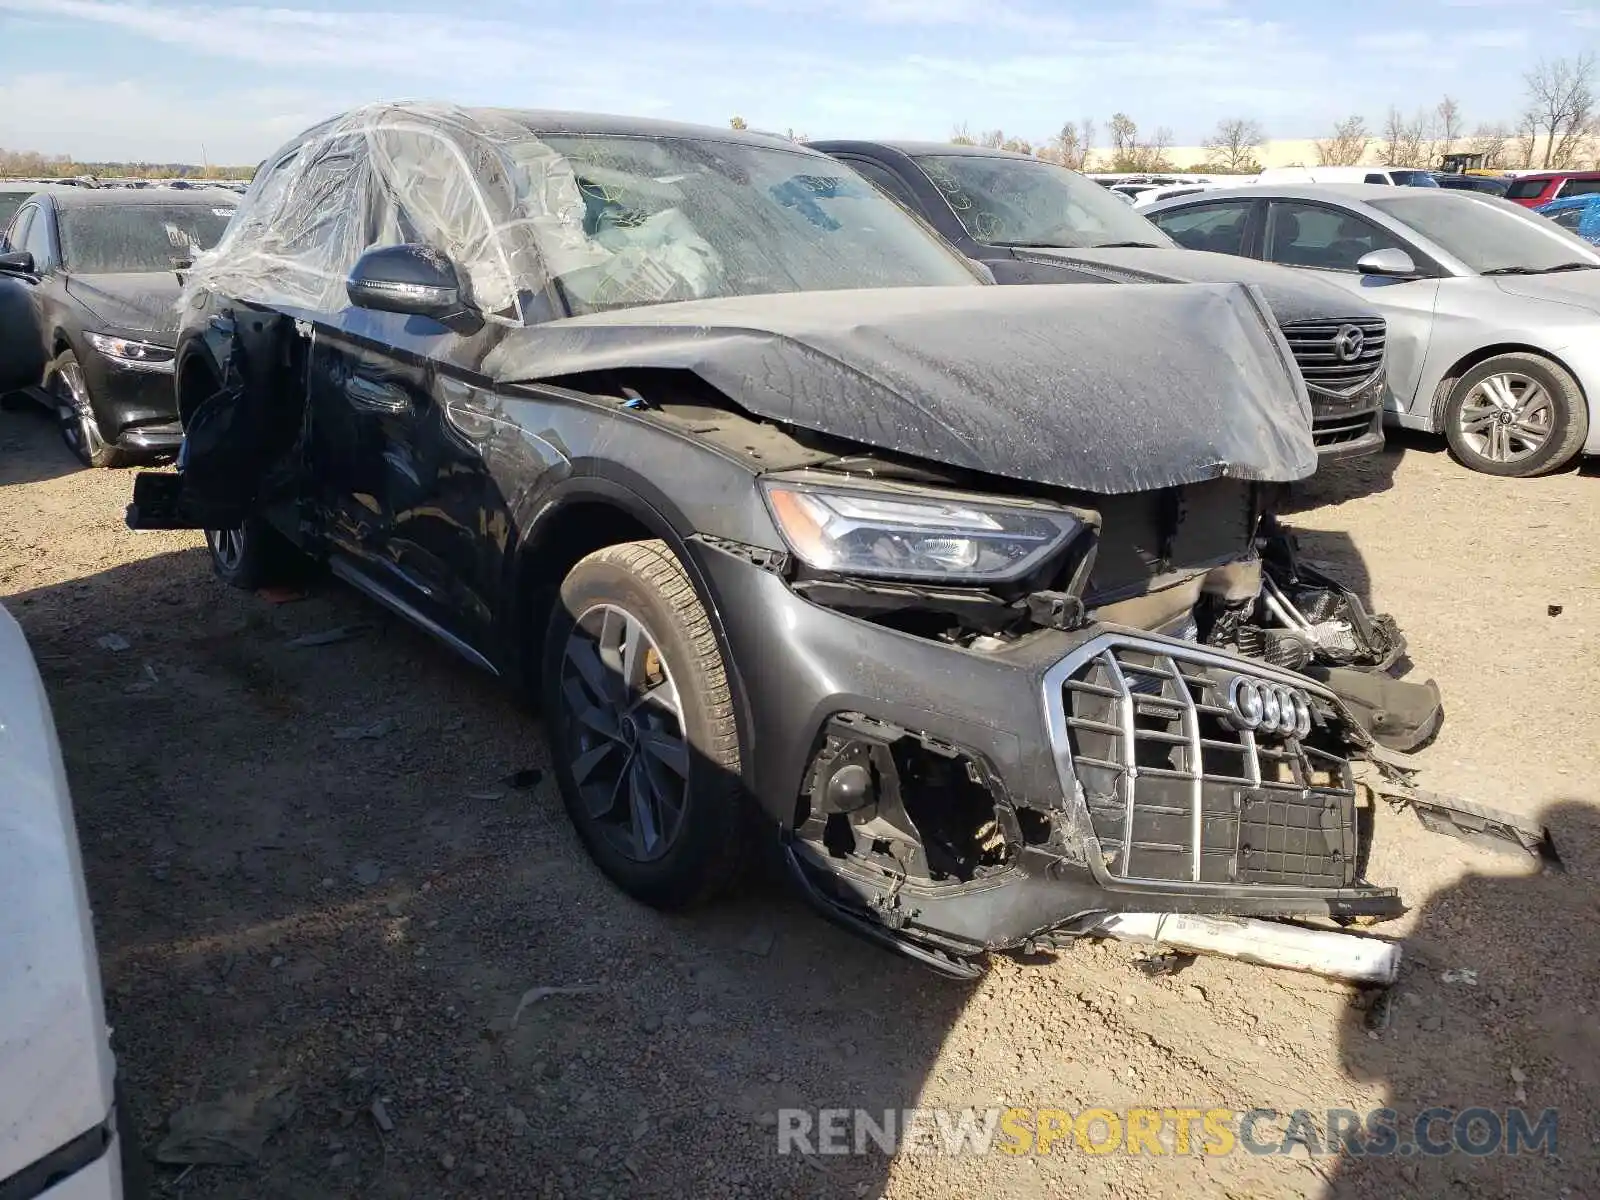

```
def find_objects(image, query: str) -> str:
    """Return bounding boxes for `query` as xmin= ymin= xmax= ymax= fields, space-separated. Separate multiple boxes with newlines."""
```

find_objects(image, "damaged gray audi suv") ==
xmin=131 ymin=104 xmax=1420 ymax=975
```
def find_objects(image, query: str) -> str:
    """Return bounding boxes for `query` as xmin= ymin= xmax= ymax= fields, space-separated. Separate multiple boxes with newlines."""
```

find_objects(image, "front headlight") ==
xmin=85 ymin=333 xmax=175 ymax=371
xmin=760 ymin=475 xmax=1084 ymax=583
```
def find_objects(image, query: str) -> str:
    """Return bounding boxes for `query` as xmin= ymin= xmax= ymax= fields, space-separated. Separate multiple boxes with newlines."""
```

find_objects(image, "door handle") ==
xmin=345 ymin=374 xmax=412 ymax=415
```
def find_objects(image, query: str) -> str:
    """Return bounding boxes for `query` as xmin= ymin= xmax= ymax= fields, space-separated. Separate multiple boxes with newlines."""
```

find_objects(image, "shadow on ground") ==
xmin=1326 ymin=800 xmax=1600 ymax=1199
xmin=1 ymin=399 xmax=90 ymax=487
xmin=13 ymin=547 xmax=974 ymax=1199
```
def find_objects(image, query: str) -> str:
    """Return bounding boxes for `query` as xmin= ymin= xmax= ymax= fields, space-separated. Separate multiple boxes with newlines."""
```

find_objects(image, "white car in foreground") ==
xmin=0 ymin=596 xmax=128 ymax=1191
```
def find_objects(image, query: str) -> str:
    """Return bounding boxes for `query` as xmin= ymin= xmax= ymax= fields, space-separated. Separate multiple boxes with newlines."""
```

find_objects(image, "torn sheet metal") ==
xmin=487 ymin=282 xmax=1318 ymax=494
xmin=1352 ymin=747 xmax=1563 ymax=868
xmin=1093 ymin=912 xmax=1402 ymax=985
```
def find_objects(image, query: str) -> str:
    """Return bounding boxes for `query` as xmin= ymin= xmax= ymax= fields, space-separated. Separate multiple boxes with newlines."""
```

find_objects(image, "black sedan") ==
xmin=129 ymin=104 xmax=1404 ymax=974
xmin=0 ymin=188 xmax=236 ymax=466
xmin=809 ymin=140 xmax=1390 ymax=460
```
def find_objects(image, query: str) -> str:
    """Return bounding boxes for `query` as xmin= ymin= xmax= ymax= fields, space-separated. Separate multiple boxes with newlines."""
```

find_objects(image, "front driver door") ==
xmin=1260 ymin=198 xmax=1441 ymax=414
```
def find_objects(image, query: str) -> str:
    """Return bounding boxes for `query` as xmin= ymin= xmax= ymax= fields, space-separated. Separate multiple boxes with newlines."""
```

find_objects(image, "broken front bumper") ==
xmin=689 ymin=541 xmax=1402 ymax=970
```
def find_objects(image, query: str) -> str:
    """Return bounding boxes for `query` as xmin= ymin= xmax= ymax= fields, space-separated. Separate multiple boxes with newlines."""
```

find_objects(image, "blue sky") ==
xmin=0 ymin=0 xmax=1595 ymax=164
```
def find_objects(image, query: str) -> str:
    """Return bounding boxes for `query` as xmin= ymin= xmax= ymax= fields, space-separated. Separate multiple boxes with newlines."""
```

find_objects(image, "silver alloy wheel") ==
xmin=1456 ymin=371 xmax=1554 ymax=464
xmin=559 ymin=602 xmax=691 ymax=863
xmin=207 ymin=528 xmax=247 ymax=572
xmin=55 ymin=358 xmax=107 ymax=460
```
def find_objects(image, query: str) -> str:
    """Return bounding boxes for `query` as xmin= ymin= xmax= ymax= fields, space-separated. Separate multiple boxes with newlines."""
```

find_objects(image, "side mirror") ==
xmin=1356 ymin=247 xmax=1419 ymax=278
xmin=0 ymin=250 xmax=35 ymax=275
xmin=347 ymin=244 xmax=483 ymax=334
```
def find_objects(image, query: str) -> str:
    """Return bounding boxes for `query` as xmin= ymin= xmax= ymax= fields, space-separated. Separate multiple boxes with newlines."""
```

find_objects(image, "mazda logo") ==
xmin=1334 ymin=324 xmax=1365 ymax=363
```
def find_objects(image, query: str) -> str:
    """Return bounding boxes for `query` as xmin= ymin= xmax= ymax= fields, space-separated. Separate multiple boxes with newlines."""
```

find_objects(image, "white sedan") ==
xmin=1146 ymin=183 xmax=1600 ymax=475
xmin=1 ymin=274 xmax=130 ymax=1197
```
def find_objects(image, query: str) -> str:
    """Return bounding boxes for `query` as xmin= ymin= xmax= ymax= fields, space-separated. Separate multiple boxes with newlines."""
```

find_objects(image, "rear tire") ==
xmin=50 ymin=349 xmax=133 ymax=468
xmin=541 ymin=539 xmax=750 ymax=909
xmin=204 ymin=517 xmax=303 ymax=590
xmin=1442 ymin=352 xmax=1588 ymax=477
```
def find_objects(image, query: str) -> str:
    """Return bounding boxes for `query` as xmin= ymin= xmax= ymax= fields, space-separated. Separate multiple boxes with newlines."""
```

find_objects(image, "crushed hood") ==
xmin=485 ymin=283 xmax=1316 ymax=494
xmin=0 ymin=606 xmax=115 ymax=1181
xmin=1011 ymin=247 xmax=1382 ymax=327
xmin=66 ymin=272 xmax=184 ymax=338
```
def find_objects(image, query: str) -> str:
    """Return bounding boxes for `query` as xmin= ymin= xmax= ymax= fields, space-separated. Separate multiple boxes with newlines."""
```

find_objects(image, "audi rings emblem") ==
xmin=1225 ymin=676 xmax=1313 ymax=739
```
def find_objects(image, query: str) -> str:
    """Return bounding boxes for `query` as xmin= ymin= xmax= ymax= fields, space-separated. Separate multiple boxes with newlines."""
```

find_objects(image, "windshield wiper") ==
xmin=996 ymin=240 xmax=1078 ymax=249
xmin=1089 ymin=241 xmax=1165 ymax=249
xmin=1482 ymin=262 xmax=1600 ymax=275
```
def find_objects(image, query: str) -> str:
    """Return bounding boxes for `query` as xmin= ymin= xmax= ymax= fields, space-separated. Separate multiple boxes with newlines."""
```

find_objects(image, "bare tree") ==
xmin=950 ymin=122 xmax=976 ymax=146
xmin=1525 ymin=54 xmax=1596 ymax=167
xmin=1514 ymin=109 xmax=1540 ymax=168
xmin=1315 ymin=115 xmax=1370 ymax=166
xmin=1433 ymin=95 xmax=1463 ymax=163
xmin=1044 ymin=121 xmax=1089 ymax=170
xmin=1379 ymin=106 xmax=1432 ymax=167
xmin=728 ymin=116 xmax=748 ymax=131
xmin=1080 ymin=117 xmax=1097 ymax=171
xmin=1465 ymin=121 xmax=1510 ymax=168
xmin=1104 ymin=113 xmax=1170 ymax=172
xmin=1202 ymin=117 xmax=1267 ymax=173
xmin=1108 ymin=113 xmax=1138 ymax=163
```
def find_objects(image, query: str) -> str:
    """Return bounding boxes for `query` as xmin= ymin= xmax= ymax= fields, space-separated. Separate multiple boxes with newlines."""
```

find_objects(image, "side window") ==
xmin=1364 ymin=173 xmax=1388 ymax=185
xmin=1550 ymin=208 xmax=1585 ymax=232
xmin=1562 ymin=178 xmax=1600 ymax=197
xmin=1265 ymin=201 xmax=1404 ymax=272
xmin=1148 ymin=200 xmax=1253 ymax=256
xmin=845 ymin=159 xmax=920 ymax=210
xmin=20 ymin=207 xmax=53 ymax=267
xmin=6 ymin=206 xmax=33 ymax=253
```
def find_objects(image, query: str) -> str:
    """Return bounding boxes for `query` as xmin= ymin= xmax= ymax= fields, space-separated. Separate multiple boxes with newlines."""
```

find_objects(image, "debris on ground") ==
xmin=1135 ymin=951 xmax=1198 ymax=978
xmin=501 ymin=767 xmax=543 ymax=789
xmin=351 ymin=859 xmax=382 ymax=886
xmin=509 ymin=984 xmax=604 ymax=1027
xmin=96 ymin=633 xmax=131 ymax=652
xmin=332 ymin=717 xmax=399 ymax=741
xmin=154 ymin=1085 xmax=299 ymax=1165
xmin=1441 ymin=968 xmax=1479 ymax=986
xmin=256 ymin=586 xmax=308 ymax=605
xmin=370 ymin=1099 xmax=395 ymax=1134
xmin=286 ymin=625 xmax=366 ymax=650
xmin=737 ymin=923 xmax=777 ymax=958
xmin=1091 ymin=913 xmax=1402 ymax=985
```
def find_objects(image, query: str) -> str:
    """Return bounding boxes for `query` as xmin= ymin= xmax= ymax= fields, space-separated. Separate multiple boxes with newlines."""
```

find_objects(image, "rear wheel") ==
xmin=1443 ymin=353 xmax=1588 ymax=477
xmin=204 ymin=517 xmax=303 ymax=590
xmin=541 ymin=540 xmax=750 ymax=909
xmin=50 ymin=349 xmax=132 ymax=468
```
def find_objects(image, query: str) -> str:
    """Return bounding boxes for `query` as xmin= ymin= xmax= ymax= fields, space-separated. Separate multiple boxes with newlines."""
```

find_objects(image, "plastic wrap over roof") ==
xmin=184 ymin=102 xmax=611 ymax=318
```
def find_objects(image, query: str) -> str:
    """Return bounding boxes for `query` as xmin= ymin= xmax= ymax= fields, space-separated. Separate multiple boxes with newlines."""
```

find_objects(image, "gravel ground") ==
xmin=3 ymin=402 xmax=1598 ymax=1200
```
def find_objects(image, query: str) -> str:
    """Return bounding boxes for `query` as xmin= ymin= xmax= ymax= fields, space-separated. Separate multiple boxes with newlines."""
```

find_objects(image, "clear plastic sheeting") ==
xmin=182 ymin=102 xmax=976 ymax=322
xmin=184 ymin=104 xmax=564 ymax=317
xmin=485 ymin=281 xmax=1318 ymax=495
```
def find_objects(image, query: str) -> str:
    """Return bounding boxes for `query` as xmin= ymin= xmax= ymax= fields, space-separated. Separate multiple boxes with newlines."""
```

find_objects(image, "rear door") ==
xmin=1260 ymin=198 xmax=1440 ymax=411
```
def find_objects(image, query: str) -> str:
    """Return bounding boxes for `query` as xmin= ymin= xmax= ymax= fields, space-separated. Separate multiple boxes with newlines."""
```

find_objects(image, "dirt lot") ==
xmin=3 ymin=402 xmax=1598 ymax=1200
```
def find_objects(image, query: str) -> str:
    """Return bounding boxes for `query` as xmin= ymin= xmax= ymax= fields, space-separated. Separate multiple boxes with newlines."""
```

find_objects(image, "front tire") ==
xmin=204 ymin=517 xmax=302 ymax=590
xmin=1442 ymin=353 xmax=1588 ymax=477
xmin=50 ymin=349 xmax=132 ymax=468
xmin=542 ymin=540 xmax=749 ymax=909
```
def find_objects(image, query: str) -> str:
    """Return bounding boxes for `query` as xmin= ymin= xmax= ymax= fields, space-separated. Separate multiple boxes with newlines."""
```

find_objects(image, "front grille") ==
xmin=1281 ymin=317 xmax=1386 ymax=395
xmin=1312 ymin=410 xmax=1379 ymax=448
xmin=1043 ymin=636 xmax=1357 ymax=889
